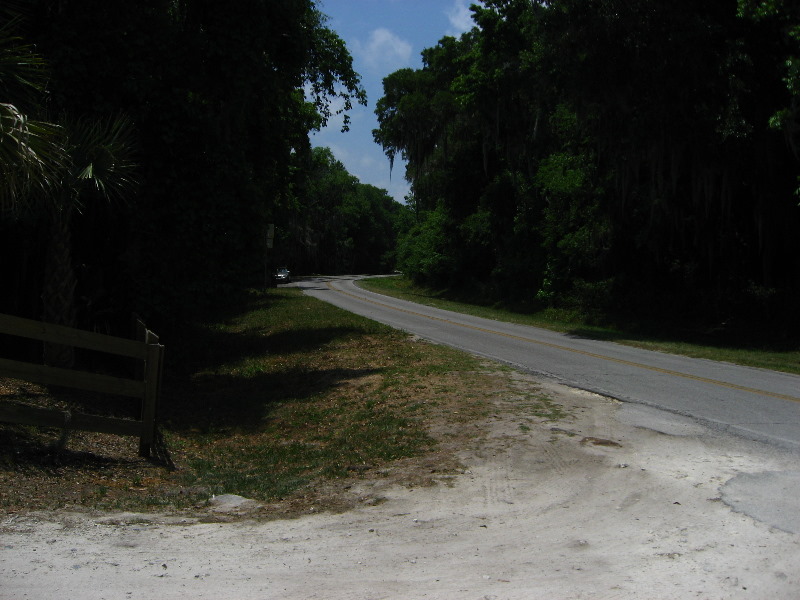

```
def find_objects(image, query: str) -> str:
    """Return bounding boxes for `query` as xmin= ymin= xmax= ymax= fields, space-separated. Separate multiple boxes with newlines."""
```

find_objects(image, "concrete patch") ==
xmin=721 ymin=470 xmax=800 ymax=534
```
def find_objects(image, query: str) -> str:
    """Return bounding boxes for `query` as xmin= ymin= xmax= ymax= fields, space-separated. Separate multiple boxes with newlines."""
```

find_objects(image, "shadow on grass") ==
xmin=0 ymin=421 xmax=134 ymax=471
xmin=159 ymin=289 xmax=387 ymax=433
xmin=0 ymin=287 xmax=381 ymax=464
xmin=162 ymin=365 xmax=381 ymax=433
xmin=166 ymin=324 xmax=368 ymax=377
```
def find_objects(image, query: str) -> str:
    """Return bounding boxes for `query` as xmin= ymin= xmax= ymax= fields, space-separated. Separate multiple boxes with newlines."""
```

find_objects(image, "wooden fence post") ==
xmin=138 ymin=329 xmax=162 ymax=458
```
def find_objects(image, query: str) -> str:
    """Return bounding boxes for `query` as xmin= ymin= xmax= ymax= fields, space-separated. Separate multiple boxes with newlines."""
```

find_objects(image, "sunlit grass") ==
xmin=147 ymin=287 xmax=484 ymax=504
xmin=0 ymin=285 xmax=561 ymax=514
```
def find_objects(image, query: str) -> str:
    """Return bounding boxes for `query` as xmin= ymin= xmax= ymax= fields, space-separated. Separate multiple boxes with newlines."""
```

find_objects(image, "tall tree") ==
xmin=2 ymin=5 xmax=138 ymax=367
xmin=18 ymin=0 xmax=366 ymax=327
xmin=39 ymin=115 xmax=137 ymax=366
xmin=375 ymin=0 xmax=800 ymax=327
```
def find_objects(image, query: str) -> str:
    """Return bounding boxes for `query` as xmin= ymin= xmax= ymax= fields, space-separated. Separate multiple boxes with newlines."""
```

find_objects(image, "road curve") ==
xmin=293 ymin=275 xmax=800 ymax=451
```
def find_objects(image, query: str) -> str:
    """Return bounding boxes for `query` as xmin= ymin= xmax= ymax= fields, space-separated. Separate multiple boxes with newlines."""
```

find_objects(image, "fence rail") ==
xmin=0 ymin=313 xmax=164 ymax=457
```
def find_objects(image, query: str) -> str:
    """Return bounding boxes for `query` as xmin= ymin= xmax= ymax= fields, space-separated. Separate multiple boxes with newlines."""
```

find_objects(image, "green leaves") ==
xmin=535 ymin=153 xmax=586 ymax=197
xmin=280 ymin=146 xmax=406 ymax=275
xmin=0 ymin=9 xmax=138 ymax=217
xmin=0 ymin=16 xmax=48 ymax=113
xmin=0 ymin=15 xmax=67 ymax=215
xmin=304 ymin=11 xmax=367 ymax=132
xmin=0 ymin=103 xmax=65 ymax=214
xmin=374 ymin=0 xmax=800 ymax=327
xmin=396 ymin=205 xmax=455 ymax=284
xmin=63 ymin=115 xmax=138 ymax=209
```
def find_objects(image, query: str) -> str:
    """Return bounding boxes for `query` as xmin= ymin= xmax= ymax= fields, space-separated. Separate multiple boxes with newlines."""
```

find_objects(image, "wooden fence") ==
xmin=0 ymin=313 xmax=164 ymax=457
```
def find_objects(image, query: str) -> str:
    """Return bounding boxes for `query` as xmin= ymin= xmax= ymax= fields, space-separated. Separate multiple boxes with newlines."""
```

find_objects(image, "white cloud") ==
xmin=354 ymin=28 xmax=412 ymax=72
xmin=446 ymin=0 xmax=477 ymax=36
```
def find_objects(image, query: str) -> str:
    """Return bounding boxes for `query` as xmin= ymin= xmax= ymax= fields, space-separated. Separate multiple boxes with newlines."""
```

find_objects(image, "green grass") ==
xmin=360 ymin=276 xmax=800 ymax=375
xmin=0 ymin=285 xmax=562 ymax=514
xmin=153 ymin=287 xmax=487 ymax=504
xmin=0 ymin=287 xmax=494 ymax=512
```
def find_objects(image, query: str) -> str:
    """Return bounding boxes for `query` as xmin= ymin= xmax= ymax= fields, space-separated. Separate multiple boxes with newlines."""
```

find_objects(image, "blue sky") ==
xmin=310 ymin=0 xmax=477 ymax=203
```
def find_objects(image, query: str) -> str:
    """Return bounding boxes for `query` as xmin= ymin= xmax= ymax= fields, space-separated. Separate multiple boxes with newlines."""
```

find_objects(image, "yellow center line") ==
xmin=327 ymin=281 xmax=800 ymax=404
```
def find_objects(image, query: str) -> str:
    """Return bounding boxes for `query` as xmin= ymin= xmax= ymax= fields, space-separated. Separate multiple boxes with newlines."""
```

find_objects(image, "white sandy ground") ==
xmin=2 ymin=377 xmax=799 ymax=600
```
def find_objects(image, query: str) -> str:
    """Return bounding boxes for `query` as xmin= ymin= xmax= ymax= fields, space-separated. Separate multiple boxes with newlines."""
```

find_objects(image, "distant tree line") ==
xmin=1 ymin=0 xmax=383 ymax=341
xmin=374 ymin=0 xmax=800 ymax=333
xmin=277 ymin=146 xmax=410 ymax=275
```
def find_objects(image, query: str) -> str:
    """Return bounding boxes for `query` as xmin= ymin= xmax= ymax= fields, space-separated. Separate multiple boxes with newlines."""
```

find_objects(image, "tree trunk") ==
xmin=42 ymin=202 xmax=77 ymax=367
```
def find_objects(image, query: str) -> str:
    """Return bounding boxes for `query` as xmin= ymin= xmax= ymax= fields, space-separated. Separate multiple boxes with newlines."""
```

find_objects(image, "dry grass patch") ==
xmin=0 ymin=288 xmax=549 ymax=521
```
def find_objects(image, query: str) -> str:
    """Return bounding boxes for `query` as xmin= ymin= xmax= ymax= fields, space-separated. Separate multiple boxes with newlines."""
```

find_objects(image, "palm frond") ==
xmin=0 ymin=18 xmax=49 ymax=114
xmin=0 ymin=102 xmax=66 ymax=215
xmin=64 ymin=114 xmax=139 ymax=207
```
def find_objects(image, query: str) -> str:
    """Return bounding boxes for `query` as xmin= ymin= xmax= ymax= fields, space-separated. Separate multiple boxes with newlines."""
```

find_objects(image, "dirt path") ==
xmin=3 ymin=378 xmax=799 ymax=599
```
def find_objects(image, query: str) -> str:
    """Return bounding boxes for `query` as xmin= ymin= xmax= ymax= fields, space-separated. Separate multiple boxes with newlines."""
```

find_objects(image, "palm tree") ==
xmin=1 ymin=9 xmax=138 ymax=366
xmin=41 ymin=115 xmax=138 ymax=367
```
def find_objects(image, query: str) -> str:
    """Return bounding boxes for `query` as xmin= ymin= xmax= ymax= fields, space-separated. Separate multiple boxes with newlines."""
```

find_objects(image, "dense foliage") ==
xmin=1 ymin=0 xmax=368 ymax=335
xmin=277 ymin=147 xmax=410 ymax=275
xmin=375 ymin=0 xmax=800 ymax=332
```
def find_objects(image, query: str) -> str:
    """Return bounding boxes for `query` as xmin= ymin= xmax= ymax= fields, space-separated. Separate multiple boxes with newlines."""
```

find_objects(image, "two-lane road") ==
xmin=295 ymin=275 xmax=800 ymax=451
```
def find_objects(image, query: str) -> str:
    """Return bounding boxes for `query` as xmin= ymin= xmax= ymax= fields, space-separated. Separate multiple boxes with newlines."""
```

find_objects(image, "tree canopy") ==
xmin=2 ymin=0 xmax=368 ymax=332
xmin=4 ymin=0 xmax=799 ymax=342
xmin=375 ymin=0 xmax=800 ymax=331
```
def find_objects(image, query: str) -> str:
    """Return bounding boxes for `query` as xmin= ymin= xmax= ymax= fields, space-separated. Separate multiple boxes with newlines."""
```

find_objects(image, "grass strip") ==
xmin=360 ymin=276 xmax=800 ymax=375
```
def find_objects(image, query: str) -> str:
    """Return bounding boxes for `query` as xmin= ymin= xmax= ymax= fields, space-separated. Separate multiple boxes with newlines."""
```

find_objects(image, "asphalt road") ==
xmin=294 ymin=275 xmax=800 ymax=452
